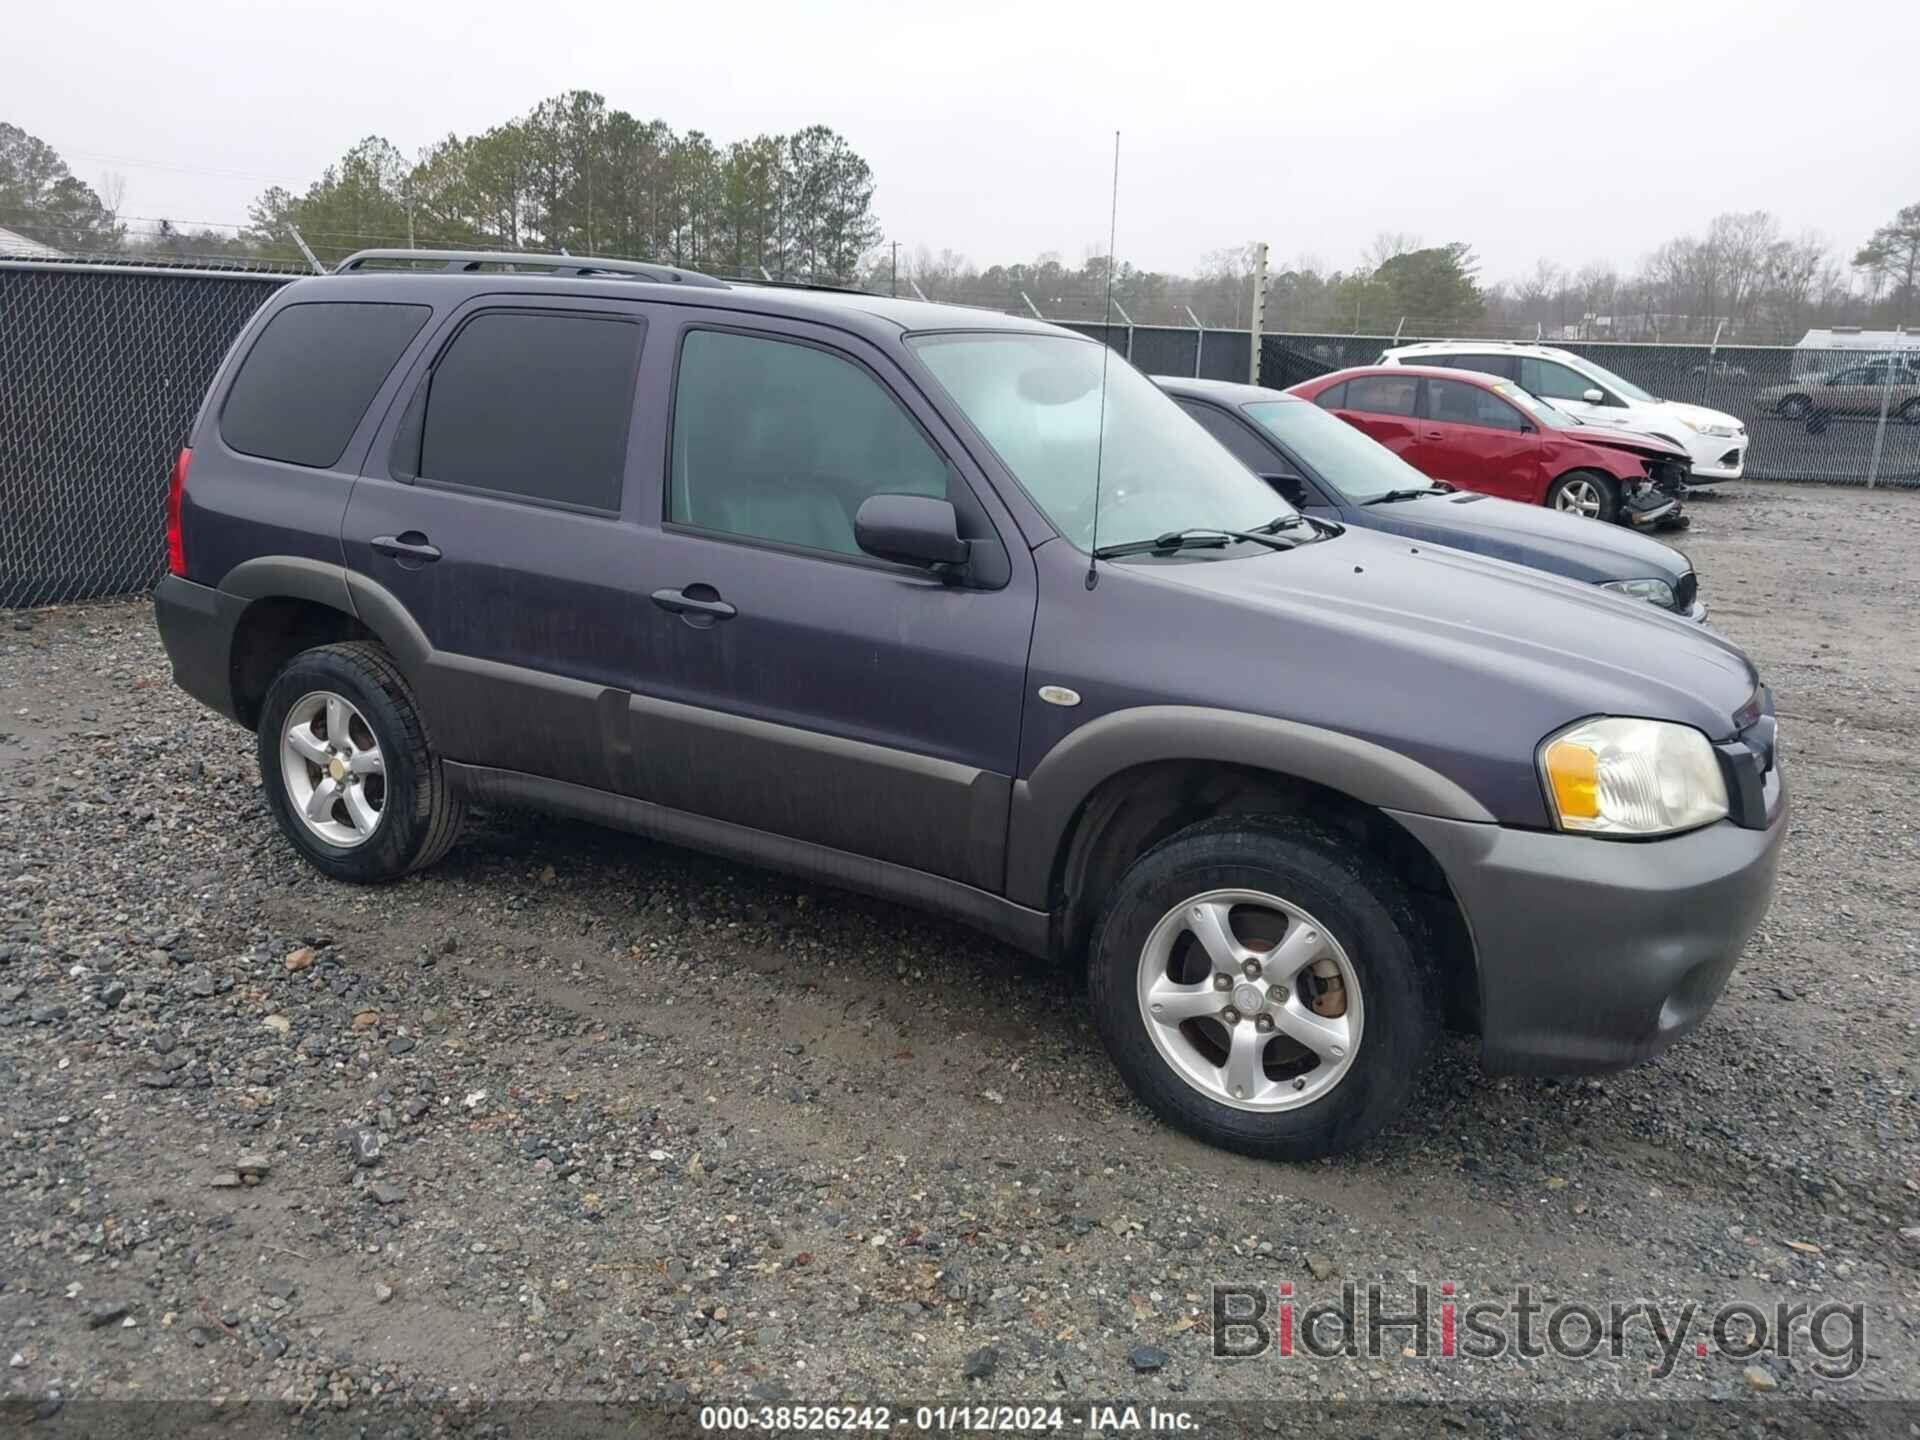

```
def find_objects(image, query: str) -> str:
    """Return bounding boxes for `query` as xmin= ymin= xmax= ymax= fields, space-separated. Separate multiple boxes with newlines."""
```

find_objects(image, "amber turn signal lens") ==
xmin=1542 ymin=738 xmax=1600 ymax=822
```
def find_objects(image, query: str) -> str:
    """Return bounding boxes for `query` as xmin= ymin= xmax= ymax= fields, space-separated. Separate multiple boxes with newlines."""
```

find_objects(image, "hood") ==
xmin=1653 ymin=399 xmax=1743 ymax=431
xmin=1563 ymin=423 xmax=1691 ymax=461
xmin=1086 ymin=526 xmax=1758 ymax=826
xmin=1360 ymin=492 xmax=1691 ymax=586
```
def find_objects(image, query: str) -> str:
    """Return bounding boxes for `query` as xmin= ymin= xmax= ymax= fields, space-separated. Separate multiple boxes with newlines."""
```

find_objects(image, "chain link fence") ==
xmin=2 ymin=261 xmax=292 ymax=607
xmin=4 ymin=261 xmax=1916 ymax=609
xmin=1060 ymin=322 xmax=1920 ymax=487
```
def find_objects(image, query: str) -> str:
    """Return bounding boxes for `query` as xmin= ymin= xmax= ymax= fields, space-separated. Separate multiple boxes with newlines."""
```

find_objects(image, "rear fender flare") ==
xmin=218 ymin=558 xmax=431 ymax=673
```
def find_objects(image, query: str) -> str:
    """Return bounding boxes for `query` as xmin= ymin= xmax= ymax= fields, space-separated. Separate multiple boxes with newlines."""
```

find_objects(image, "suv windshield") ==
xmin=1243 ymin=397 xmax=1440 ymax=503
xmin=1562 ymin=353 xmax=1658 ymax=404
xmin=909 ymin=332 xmax=1294 ymax=551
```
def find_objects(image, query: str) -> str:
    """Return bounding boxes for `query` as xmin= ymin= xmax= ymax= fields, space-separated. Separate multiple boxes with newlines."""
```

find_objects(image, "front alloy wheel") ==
xmin=1136 ymin=890 xmax=1363 ymax=1111
xmin=1553 ymin=475 xmax=1605 ymax=518
xmin=1088 ymin=815 xmax=1438 ymax=1160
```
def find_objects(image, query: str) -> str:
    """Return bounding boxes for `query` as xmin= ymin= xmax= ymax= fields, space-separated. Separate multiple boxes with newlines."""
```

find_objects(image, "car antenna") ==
xmin=1086 ymin=130 xmax=1121 ymax=592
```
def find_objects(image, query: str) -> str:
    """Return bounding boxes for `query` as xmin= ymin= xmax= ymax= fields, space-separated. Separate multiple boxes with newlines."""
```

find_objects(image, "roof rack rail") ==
xmin=333 ymin=248 xmax=730 ymax=289
xmin=729 ymin=275 xmax=876 ymax=297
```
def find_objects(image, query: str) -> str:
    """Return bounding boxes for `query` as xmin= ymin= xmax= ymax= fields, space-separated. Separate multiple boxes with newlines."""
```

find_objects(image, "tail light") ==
xmin=166 ymin=447 xmax=191 ymax=577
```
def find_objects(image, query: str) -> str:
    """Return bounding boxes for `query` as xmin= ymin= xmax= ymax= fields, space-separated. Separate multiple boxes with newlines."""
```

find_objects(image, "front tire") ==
xmin=1087 ymin=816 xmax=1438 ymax=1160
xmin=1776 ymin=394 xmax=1811 ymax=419
xmin=1546 ymin=469 xmax=1620 ymax=524
xmin=257 ymin=642 xmax=464 ymax=883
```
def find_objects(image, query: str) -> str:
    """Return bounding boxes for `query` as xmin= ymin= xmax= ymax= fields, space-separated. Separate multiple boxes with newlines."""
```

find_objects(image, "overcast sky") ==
xmin=13 ymin=0 xmax=1918 ymax=282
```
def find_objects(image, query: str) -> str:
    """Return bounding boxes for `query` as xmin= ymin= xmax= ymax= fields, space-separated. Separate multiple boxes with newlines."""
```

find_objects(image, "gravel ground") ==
xmin=2 ymin=482 xmax=1917 ymax=1431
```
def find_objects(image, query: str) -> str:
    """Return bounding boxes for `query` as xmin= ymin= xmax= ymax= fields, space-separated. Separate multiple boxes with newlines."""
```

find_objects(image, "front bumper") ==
xmin=152 ymin=573 xmax=247 ymax=725
xmin=1390 ymin=782 xmax=1787 ymax=1073
xmin=1683 ymin=434 xmax=1746 ymax=481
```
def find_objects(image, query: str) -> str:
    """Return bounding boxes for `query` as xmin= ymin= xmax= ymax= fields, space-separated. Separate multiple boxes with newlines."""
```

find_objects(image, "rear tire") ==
xmin=1776 ymin=394 xmax=1811 ymax=419
xmin=1087 ymin=815 xmax=1438 ymax=1161
xmin=257 ymin=642 xmax=464 ymax=883
xmin=1546 ymin=469 xmax=1620 ymax=524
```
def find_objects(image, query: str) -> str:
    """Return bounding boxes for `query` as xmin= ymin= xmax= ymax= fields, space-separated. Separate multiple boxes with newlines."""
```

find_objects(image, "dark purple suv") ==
xmin=153 ymin=249 xmax=1787 ymax=1159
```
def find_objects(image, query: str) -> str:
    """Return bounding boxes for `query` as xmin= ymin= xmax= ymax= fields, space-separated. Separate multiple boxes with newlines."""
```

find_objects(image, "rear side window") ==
xmin=419 ymin=310 xmax=643 ymax=512
xmin=1313 ymin=380 xmax=1348 ymax=410
xmin=1345 ymin=375 xmax=1419 ymax=417
xmin=1434 ymin=352 xmax=1517 ymax=381
xmin=221 ymin=302 xmax=429 ymax=468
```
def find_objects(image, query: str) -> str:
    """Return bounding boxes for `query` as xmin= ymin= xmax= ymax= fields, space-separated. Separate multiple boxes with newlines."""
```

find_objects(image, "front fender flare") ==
xmin=1004 ymin=705 xmax=1494 ymax=909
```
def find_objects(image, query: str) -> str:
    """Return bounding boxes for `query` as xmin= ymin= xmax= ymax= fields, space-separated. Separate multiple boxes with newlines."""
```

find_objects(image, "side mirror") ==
xmin=854 ymin=494 xmax=970 ymax=572
xmin=1581 ymin=388 xmax=1606 ymax=405
xmin=1261 ymin=473 xmax=1309 ymax=508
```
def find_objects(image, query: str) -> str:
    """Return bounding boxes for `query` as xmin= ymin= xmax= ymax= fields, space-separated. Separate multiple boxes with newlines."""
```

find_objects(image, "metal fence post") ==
xmin=1111 ymin=300 xmax=1135 ymax=362
xmin=1019 ymin=290 xmax=1043 ymax=320
xmin=1248 ymin=243 xmax=1268 ymax=385
xmin=1867 ymin=356 xmax=1896 ymax=490
xmin=1185 ymin=306 xmax=1204 ymax=377
xmin=1701 ymin=319 xmax=1725 ymax=410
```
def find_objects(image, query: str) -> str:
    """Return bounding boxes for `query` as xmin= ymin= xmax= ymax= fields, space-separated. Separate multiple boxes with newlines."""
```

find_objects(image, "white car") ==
xmin=1376 ymin=341 xmax=1747 ymax=483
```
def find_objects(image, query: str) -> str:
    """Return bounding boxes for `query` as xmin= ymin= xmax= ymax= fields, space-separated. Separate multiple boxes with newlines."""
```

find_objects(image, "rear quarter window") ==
xmin=220 ymin=302 xmax=430 ymax=468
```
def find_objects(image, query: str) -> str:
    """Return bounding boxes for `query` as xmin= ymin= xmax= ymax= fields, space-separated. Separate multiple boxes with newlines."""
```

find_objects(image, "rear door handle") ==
xmin=371 ymin=532 xmax=442 ymax=564
xmin=1422 ymin=429 xmax=1445 ymax=439
xmin=651 ymin=585 xmax=737 ymax=621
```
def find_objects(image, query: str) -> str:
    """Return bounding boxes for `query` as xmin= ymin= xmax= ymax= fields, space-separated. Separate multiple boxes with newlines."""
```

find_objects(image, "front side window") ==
xmin=1177 ymin=401 xmax=1278 ymax=471
xmin=1551 ymin=353 xmax=1657 ymax=404
xmin=1425 ymin=377 xmax=1528 ymax=432
xmin=1520 ymin=356 xmax=1604 ymax=404
xmin=222 ymin=301 xmax=430 ymax=468
xmin=420 ymin=310 xmax=642 ymax=511
xmin=1344 ymin=375 xmax=1420 ymax=417
xmin=910 ymin=332 xmax=1291 ymax=551
xmin=670 ymin=329 xmax=949 ymax=557
xmin=1242 ymin=398 xmax=1439 ymax=503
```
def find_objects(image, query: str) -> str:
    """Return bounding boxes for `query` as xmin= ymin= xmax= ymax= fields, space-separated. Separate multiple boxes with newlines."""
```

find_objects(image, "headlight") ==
xmin=1600 ymin=577 xmax=1676 ymax=609
xmin=1538 ymin=717 xmax=1728 ymax=837
xmin=1677 ymin=416 xmax=1738 ymax=438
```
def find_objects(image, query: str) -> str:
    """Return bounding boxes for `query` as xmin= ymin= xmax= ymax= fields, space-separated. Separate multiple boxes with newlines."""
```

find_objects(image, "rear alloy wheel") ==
xmin=1776 ymin=394 xmax=1811 ymax=419
xmin=1088 ymin=816 xmax=1438 ymax=1160
xmin=1547 ymin=469 xmax=1620 ymax=524
xmin=257 ymin=642 xmax=464 ymax=883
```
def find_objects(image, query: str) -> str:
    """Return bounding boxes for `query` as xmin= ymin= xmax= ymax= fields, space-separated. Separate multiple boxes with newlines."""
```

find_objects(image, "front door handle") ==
xmin=1422 ymin=429 xmax=1445 ymax=440
xmin=651 ymin=585 xmax=737 ymax=622
xmin=371 ymin=532 xmax=442 ymax=564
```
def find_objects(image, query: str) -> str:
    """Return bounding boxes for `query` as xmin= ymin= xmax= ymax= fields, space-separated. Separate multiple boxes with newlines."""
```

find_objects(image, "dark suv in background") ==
xmin=155 ymin=250 xmax=1787 ymax=1159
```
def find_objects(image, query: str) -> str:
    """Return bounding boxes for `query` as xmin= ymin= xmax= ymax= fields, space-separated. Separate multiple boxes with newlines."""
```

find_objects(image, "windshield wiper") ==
xmin=1093 ymin=526 xmax=1295 ymax=560
xmin=1361 ymin=487 xmax=1441 ymax=506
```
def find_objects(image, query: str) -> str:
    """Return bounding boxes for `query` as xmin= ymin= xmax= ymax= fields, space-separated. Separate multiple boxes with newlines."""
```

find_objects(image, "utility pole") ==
xmin=1248 ymin=242 xmax=1269 ymax=385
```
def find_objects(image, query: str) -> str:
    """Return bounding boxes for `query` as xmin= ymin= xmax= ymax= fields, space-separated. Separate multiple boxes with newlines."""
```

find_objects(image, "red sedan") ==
xmin=1287 ymin=365 xmax=1690 ymax=526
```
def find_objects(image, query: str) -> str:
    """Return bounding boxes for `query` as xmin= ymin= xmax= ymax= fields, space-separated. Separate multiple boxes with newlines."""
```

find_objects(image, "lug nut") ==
xmin=1221 ymin=1008 xmax=1239 ymax=1024
xmin=1242 ymin=961 xmax=1261 ymax=980
xmin=1255 ymin=1014 xmax=1273 ymax=1032
xmin=1212 ymin=974 xmax=1232 ymax=991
